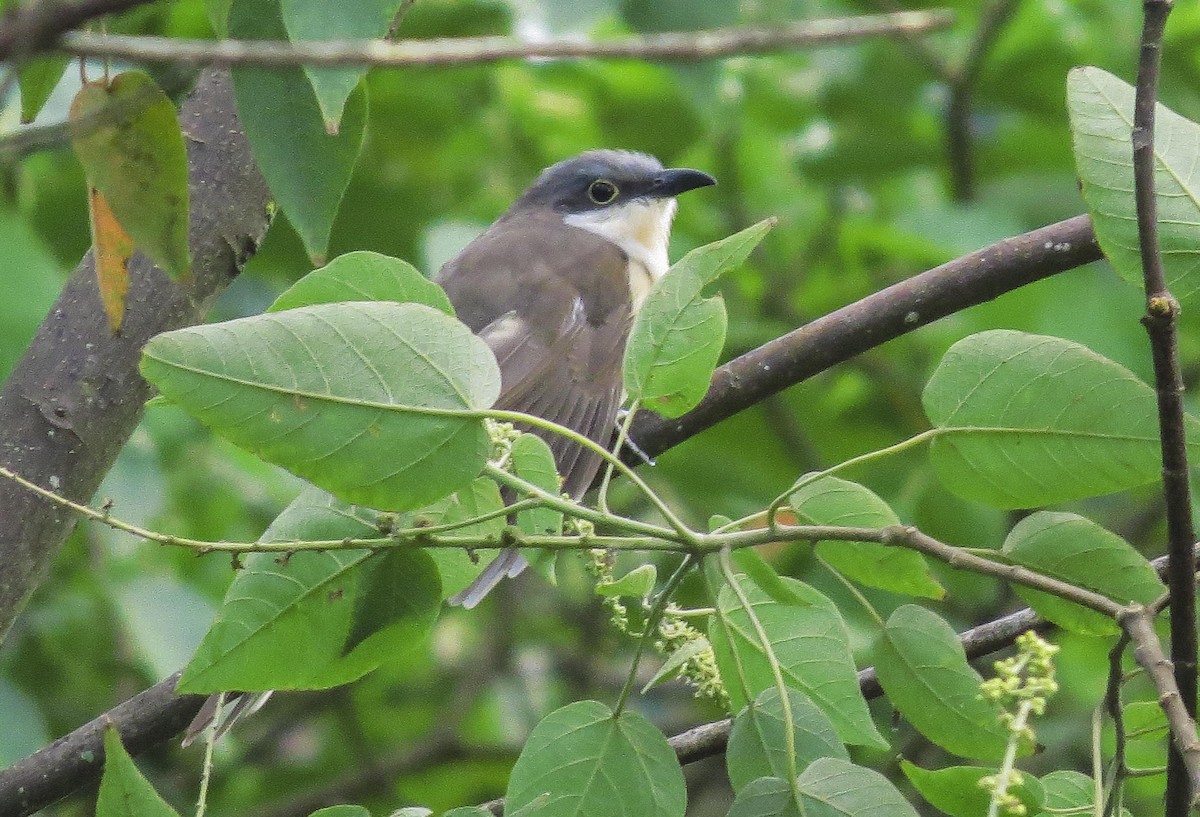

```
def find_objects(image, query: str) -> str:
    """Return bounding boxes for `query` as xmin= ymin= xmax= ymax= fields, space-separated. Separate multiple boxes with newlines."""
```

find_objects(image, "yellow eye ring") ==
xmin=587 ymin=179 xmax=618 ymax=204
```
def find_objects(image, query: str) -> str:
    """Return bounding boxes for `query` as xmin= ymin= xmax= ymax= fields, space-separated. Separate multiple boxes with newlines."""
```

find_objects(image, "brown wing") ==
xmin=436 ymin=209 xmax=631 ymax=498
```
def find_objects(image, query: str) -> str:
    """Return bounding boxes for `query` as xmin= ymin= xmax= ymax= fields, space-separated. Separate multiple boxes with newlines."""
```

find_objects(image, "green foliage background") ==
xmin=3 ymin=0 xmax=1200 ymax=814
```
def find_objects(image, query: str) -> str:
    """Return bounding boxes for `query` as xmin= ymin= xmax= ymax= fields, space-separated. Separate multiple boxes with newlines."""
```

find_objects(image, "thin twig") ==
xmin=1130 ymin=1 xmax=1195 ymax=812
xmin=1119 ymin=606 xmax=1200 ymax=807
xmin=1102 ymin=632 xmax=1132 ymax=817
xmin=48 ymin=11 xmax=954 ymax=67
xmin=945 ymin=0 xmax=1022 ymax=201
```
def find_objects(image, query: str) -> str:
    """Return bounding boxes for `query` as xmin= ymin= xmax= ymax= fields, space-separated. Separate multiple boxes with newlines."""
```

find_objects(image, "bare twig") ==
xmin=1119 ymin=606 xmax=1200 ymax=808
xmin=1130 ymin=1 xmax=1195 ymax=812
xmin=945 ymin=0 xmax=1022 ymax=201
xmin=49 ymin=11 xmax=954 ymax=68
xmin=1102 ymin=631 xmax=1132 ymax=817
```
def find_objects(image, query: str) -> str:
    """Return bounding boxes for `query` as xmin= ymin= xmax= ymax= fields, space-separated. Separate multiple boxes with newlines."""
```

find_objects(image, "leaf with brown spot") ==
xmin=87 ymin=186 xmax=133 ymax=333
xmin=69 ymin=71 xmax=191 ymax=280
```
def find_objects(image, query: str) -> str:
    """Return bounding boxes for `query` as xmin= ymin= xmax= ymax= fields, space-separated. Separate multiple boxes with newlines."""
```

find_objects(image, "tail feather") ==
xmin=447 ymin=548 xmax=529 ymax=608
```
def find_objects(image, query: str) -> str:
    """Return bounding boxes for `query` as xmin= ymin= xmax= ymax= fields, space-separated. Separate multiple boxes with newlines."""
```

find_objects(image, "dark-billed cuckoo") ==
xmin=438 ymin=149 xmax=715 ymax=607
xmin=183 ymin=150 xmax=714 ymax=744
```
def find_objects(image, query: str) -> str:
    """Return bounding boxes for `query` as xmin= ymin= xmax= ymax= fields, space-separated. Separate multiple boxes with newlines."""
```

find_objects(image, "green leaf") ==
xmin=725 ymin=777 xmax=800 ymax=817
xmin=269 ymin=251 xmax=453 ymax=315
xmin=1038 ymin=771 xmax=1098 ymax=812
xmin=708 ymin=575 xmax=888 ymax=749
xmin=1003 ymin=512 xmax=1164 ymax=636
xmin=642 ymin=636 xmax=709 ymax=692
xmin=230 ymin=0 xmax=366 ymax=264
xmin=673 ymin=217 xmax=775 ymax=286
xmin=596 ymin=564 xmax=657 ymax=598
xmin=727 ymin=688 xmax=847 ymax=792
xmin=19 ymin=55 xmax=68 ymax=123
xmin=505 ymin=700 xmax=686 ymax=817
xmin=315 ymin=547 xmax=442 ymax=686
xmin=442 ymin=810 xmax=492 ymax=817
xmin=282 ymin=0 xmax=405 ymax=131
xmin=923 ymin=330 xmax=1200 ymax=508
xmin=436 ymin=477 xmax=507 ymax=598
xmin=790 ymin=476 xmax=943 ymax=599
xmin=623 ymin=266 xmax=726 ymax=418
xmin=97 ymin=726 xmax=181 ymax=817
xmin=623 ymin=223 xmax=771 ymax=418
xmin=1068 ymin=67 xmax=1200 ymax=300
xmin=511 ymin=432 xmax=563 ymax=537
xmin=874 ymin=605 xmax=1012 ymax=761
xmin=1124 ymin=700 xmax=1169 ymax=742
xmin=69 ymin=71 xmax=190 ymax=279
xmin=308 ymin=808 xmax=372 ymax=817
xmin=732 ymin=549 xmax=807 ymax=606
xmin=902 ymin=761 xmax=1043 ymax=817
xmin=140 ymin=302 xmax=500 ymax=512
xmin=796 ymin=758 xmax=919 ymax=817
xmin=178 ymin=486 xmax=438 ymax=693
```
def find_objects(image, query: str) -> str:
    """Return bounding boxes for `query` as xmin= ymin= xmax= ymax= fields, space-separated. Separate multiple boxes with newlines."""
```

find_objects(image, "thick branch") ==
xmin=0 ymin=0 xmax=156 ymax=60
xmin=50 ymin=11 xmax=953 ymax=67
xmin=629 ymin=214 xmax=1101 ymax=459
xmin=0 ymin=69 xmax=271 ymax=640
xmin=1130 ymin=1 xmax=1194 ymax=812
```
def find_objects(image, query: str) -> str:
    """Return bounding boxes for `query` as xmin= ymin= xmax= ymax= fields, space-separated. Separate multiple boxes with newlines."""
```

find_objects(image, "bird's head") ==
xmin=513 ymin=150 xmax=715 ymax=304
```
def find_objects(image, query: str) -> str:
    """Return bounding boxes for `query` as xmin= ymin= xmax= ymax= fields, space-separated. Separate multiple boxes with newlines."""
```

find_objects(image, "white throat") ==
xmin=563 ymin=198 xmax=677 ymax=312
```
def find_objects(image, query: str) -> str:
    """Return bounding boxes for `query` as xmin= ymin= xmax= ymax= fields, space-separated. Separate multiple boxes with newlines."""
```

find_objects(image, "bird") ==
xmin=182 ymin=150 xmax=714 ymax=744
xmin=436 ymin=149 xmax=715 ymax=608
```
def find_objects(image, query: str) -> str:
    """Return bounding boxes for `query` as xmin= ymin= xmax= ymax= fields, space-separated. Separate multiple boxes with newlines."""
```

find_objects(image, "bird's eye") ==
xmin=587 ymin=179 xmax=618 ymax=204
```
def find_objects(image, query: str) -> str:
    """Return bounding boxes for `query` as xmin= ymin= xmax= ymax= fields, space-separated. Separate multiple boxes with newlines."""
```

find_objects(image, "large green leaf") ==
xmin=796 ymin=758 xmax=919 ymax=817
xmin=726 ymin=687 xmax=847 ymax=792
xmin=923 ymin=330 xmax=1200 ymax=508
xmin=874 ymin=605 xmax=1011 ymax=761
xmin=269 ymin=251 xmax=453 ymax=314
xmin=178 ymin=486 xmax=440 ymax=693
xmin=901 ymin=761 xmax=1044 ymax=817
xmin=504 ymin=700 xmax=686 ymax=817
xmin=282 ymin=0 xmax=406 ymax=131
xmin=230 ymin=0 xmax=366 ymax=264
xmin=1068 ymin=67 xmax=1200 ymax=300
xmin=97 ymin=727 xmax=181 ymax=817
xmin=623 ymin=221 xmax=771 ymax=418
xmin=140 ymin=301 xmax=500 ymax=512
xmin=789 ymin=476 xmax=943 ymax=599
xmin=1002 ymin=512 xmax=1163 ymax=636
xmin=725 ymin=777 xmax=800 ymax=817
xmin=708 ymin=575 xmax=887 ymax=749
xmin=69 ymin=71 xmax=190 ymax=279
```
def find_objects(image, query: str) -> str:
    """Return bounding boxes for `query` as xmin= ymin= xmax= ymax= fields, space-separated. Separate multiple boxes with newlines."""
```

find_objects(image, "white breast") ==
xmin=563 ymin=198 xmax=677 ymax=313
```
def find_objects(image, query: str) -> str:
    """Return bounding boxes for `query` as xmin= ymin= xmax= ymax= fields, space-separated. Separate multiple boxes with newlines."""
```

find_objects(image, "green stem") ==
xmin=719 ymin=548 xmax=800 ymax=795
xmin=763 ymin=428 xmax=941 ymax=529
xmin=817 ymin=554 xmax=885 ymax=628
xmin=597 ymin=399 xmax=641 ymax=516
xmin=614 ymin=554 xmax=696 ymax=717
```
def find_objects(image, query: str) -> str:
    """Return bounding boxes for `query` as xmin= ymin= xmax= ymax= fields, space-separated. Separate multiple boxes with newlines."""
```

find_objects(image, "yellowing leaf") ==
xmin=87 ymin=186 xmax=133 ymax=333
xmin=69 ymin=72 xmax=190 ymax=280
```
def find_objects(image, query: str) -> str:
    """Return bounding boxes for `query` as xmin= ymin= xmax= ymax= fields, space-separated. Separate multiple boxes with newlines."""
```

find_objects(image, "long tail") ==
xmin=446 ymin=548 xmax=529 ymax=608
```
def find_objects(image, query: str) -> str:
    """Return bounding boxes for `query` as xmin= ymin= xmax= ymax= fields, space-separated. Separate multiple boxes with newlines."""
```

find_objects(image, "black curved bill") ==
xmin=650 ymin=168 xmax=717 ymax=197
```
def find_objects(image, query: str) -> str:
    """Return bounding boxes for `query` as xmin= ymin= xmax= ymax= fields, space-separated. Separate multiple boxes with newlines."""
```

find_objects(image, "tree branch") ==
xmin=0 ymin=68 xmax=271 ymax=641
xmin=945 ymin=0 xmax=1022 ymax=201
xmin=1130 ymin=1 xmax=1194 ymax=812
xmin=47 ymin=11 xmax=954 ymax=67
xmin=0 ymin=0 xmax=157 ymax=61
xmin=628 ymin=214 xmax=1102 ymax=460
